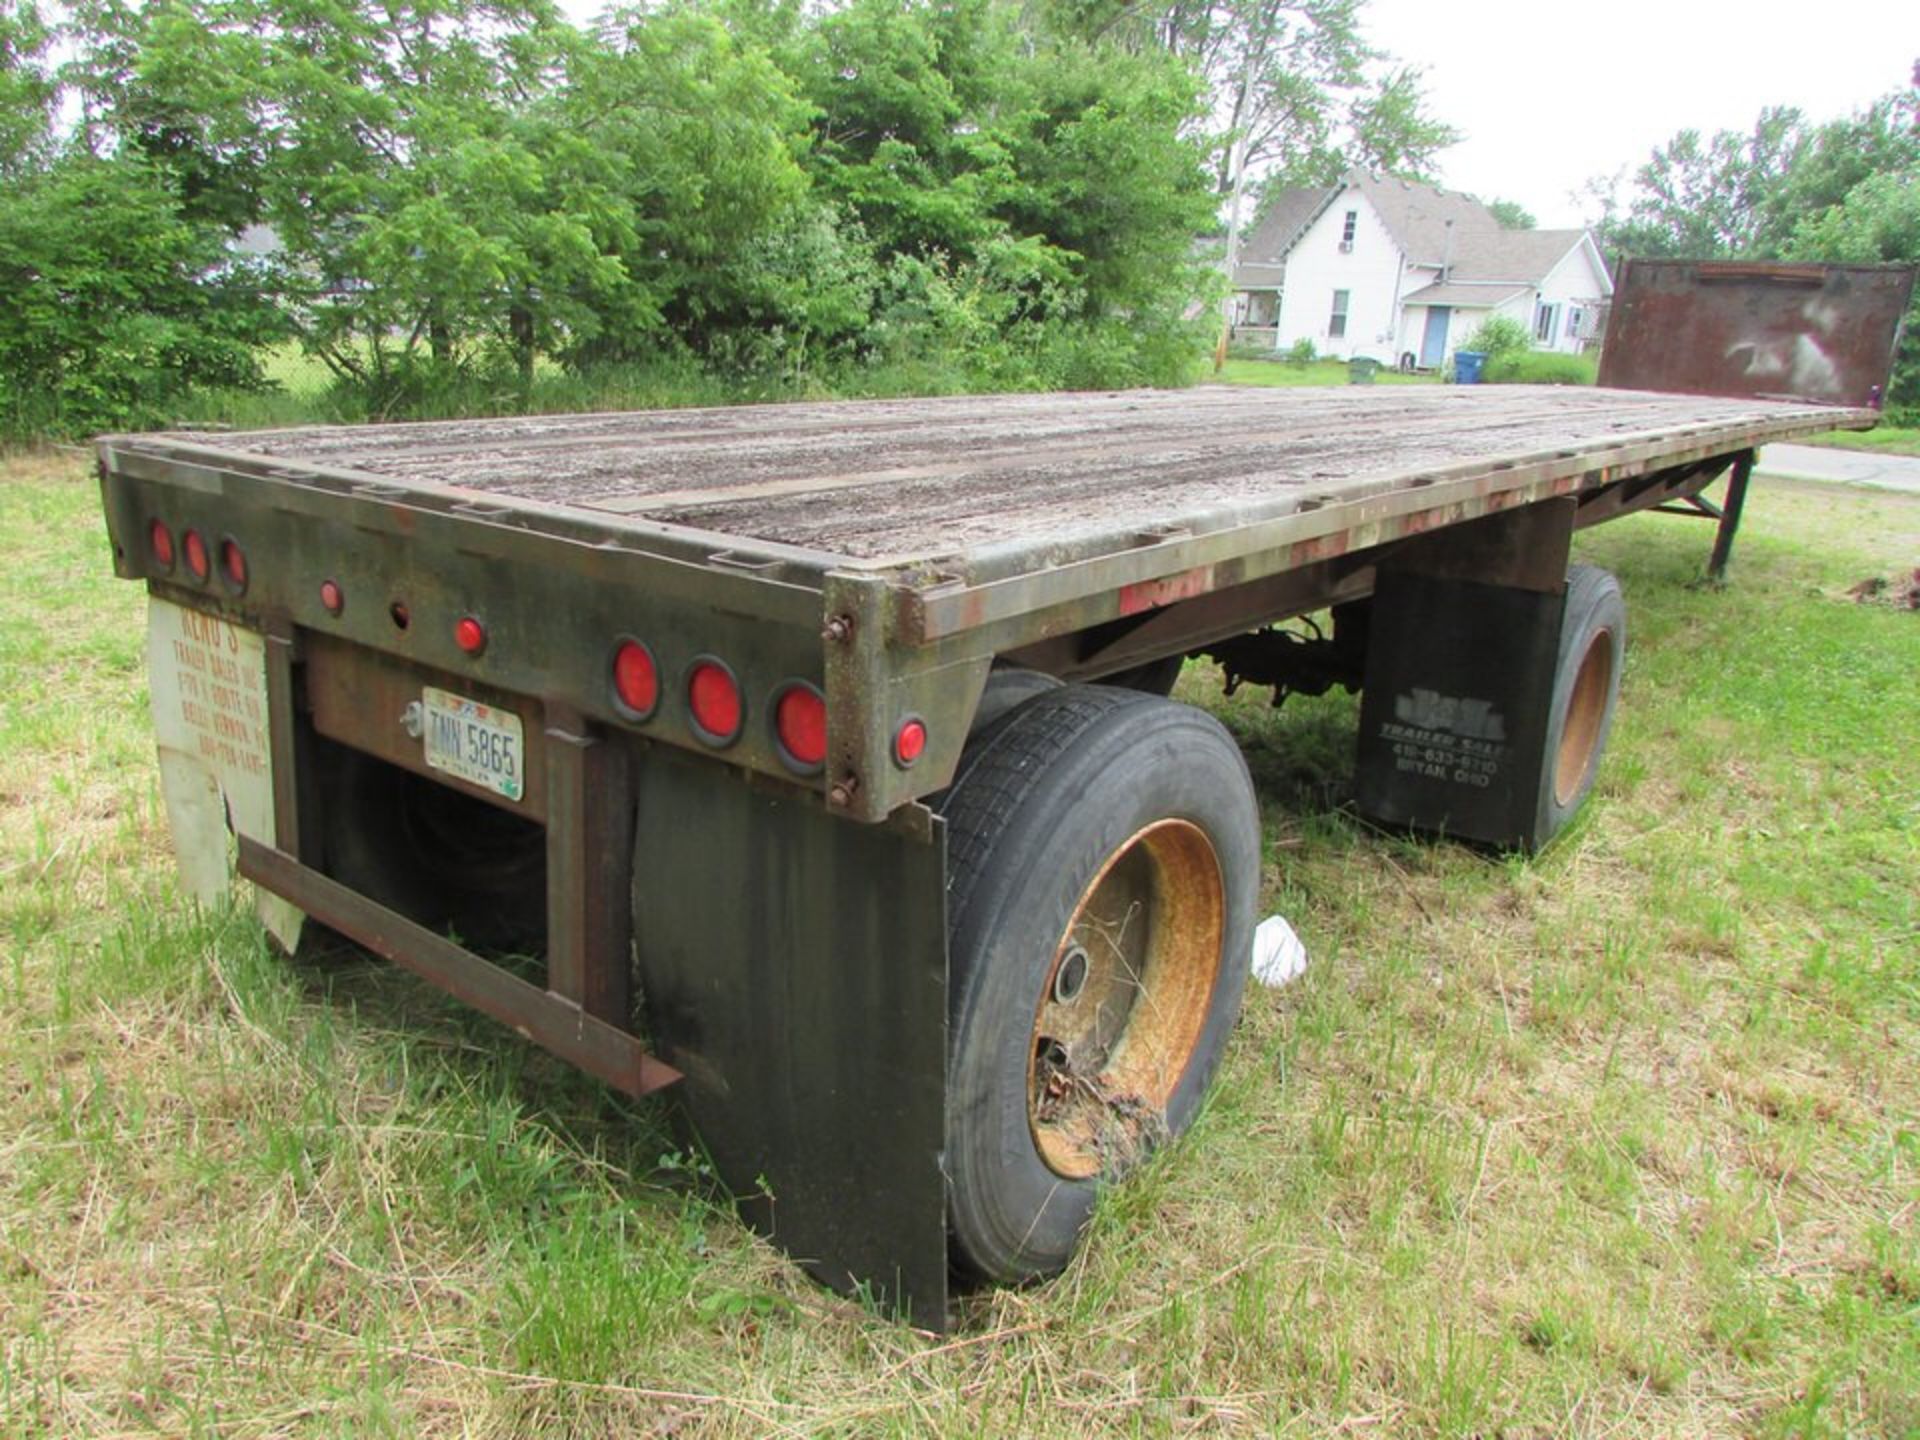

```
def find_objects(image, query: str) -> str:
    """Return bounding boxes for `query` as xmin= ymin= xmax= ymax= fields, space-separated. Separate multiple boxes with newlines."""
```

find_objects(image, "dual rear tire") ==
xmin=937 ymin=565 xmax=1627 ymax=1282
xmin=936 ymin=686 xmax=1260 ymax=1282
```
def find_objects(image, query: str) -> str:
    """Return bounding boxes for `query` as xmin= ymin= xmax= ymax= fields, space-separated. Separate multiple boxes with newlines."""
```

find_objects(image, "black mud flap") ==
xmin=1354 ymin=569 xmax=1564 ymax=850
xmin=630 ymin=748 xmax=950 ymax=1329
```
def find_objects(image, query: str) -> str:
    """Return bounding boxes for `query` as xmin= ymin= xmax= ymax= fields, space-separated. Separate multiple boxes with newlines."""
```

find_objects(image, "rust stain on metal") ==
xmin=1402 ymin=506 xmax=1451 ymax=536
xmin=1599 ymin=260 xmax=1916 ymax=407
xmin=1289 ymin=533 xmax=1350 ymax=566
xmin=1119 ymin=565 xmax=1215 ymax=615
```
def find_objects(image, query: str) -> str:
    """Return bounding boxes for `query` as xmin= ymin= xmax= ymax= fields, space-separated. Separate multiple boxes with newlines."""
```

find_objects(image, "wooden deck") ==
xmin=159 ymin=386 xmax=1865 ymax=565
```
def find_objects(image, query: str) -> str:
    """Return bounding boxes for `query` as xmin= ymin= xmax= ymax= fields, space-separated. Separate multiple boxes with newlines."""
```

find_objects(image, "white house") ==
xmin=1232 ymin=172 xmax=1613 ymax=368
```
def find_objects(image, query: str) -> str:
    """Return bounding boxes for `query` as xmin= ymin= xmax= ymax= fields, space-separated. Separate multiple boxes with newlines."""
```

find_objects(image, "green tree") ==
xmin=552 ymin=6 xmax=822 ymax=371
xmin=772 ymin=0 xmax=1218 ymax=386
xmin=1346 ymin=66 xmax=1457 ymax=180
xmin=1484 ymin=197 xmax=1535 ymax=230
xmin=1786 ymin=169 xmax=1920 ymax=405
xmin=1590 ymin=68 xmax=1920 ymax=404
xmin=0 ymin=0 xmax=54 ymax=176
xmin=251 ymin=0 xmax=580 ymax=393
xmin=63 ymin=0 xmax=276 ymax=231
xmin=1755 ymin=85 xmax=1920 ymax=252
xmin=793 ymin=0 xmax=1019 ymax=260
xmin=1594 ymin=107 xmax=1809 ymax=258
xmin=0 ymin=154 xmax=282 ymax=437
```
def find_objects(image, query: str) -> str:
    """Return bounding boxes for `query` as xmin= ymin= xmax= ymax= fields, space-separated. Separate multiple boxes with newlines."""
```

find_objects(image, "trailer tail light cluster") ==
xmin=612 ymin=640 xmax=659 ymax=719
xmin=219 ymin=537 xmax=248 ymax=594
xmin=146 ymin=517 xmax=248 ymax=594
xmin=774 ymin=683 xmax=827 ymax=774
xmin=687 ymin=659 xmax=743 ymax=747
xmin=454 ymin=616 xmax=487 ymax=656
xmin=182 ymin=529 xmax=210 ymax=583
xmin=894 ymin=717 xmax=928 ymax=768
xmin=607 ymin=641 xmax=875 ymax=781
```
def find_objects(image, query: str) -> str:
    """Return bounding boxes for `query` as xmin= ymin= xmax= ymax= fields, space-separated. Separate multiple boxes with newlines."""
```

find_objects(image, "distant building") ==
xmin=1230 ymin=172 xmax=1612 ymax=367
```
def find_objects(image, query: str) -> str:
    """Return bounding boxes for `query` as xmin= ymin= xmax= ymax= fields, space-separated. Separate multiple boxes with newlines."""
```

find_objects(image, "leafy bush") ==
xmin=1459 ymin=315 xmax=1533 ymax=359
xmin=1284 ymin=337 xmax=1317 ymax=367
xmin=1483 ymin=350 xmax=1597 ymax=385
xmin=0 ymin=155 xmax=282 ymax=440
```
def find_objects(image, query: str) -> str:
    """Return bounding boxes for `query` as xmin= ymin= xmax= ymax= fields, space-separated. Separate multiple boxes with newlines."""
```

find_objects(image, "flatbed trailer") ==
xmin=98 ymin=381 xmax=1877 ymax=1328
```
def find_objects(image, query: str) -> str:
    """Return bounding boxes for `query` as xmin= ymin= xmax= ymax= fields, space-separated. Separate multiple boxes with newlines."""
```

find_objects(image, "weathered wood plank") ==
xmin=146 ymin=386 xmax=1867 ymax=564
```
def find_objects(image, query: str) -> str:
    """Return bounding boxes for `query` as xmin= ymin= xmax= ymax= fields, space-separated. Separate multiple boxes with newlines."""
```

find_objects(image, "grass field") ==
xmin=2 ymin=451 xmax=1917 ymax=1437
xmin=1802 ymin=426 xmax=1920 ymax=458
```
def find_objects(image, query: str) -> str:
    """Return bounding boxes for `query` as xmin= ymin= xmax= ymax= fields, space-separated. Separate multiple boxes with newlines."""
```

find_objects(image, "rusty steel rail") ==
xmin=237 ymin=838 xmax=682 ymax=1096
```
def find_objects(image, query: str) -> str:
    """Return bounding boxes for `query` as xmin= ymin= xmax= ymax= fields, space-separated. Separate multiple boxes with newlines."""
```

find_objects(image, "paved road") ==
xmin=1755 ymin=443 xmax=1920 ymax=496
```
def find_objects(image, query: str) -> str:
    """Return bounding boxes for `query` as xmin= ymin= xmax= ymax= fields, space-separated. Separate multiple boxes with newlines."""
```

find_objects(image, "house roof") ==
xmin=1440 ymin=229 xmax=1595 ymax=285
xmin=1347 ymin=172 xmax=1500 ymax=266
xmin=1401 ymin=281 xmax=1531 ymax=308
xmin=1230 ymin=170 xmax=1609 ymax=294
xmin=1228 ymin=182 xmax=1338 ymax=287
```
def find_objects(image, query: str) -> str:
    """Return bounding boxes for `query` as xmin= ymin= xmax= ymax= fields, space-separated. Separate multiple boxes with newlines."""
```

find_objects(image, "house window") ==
xmin=1329 ymin=289 xmax=1350 ymax=338
xmin=1534 ymin=302 xmax=1559 ymax=343
xmin=1340 ymin=210 xmax=1358 ymax=250
xmin=1566 ymin=305 xmax=1584 ymax=341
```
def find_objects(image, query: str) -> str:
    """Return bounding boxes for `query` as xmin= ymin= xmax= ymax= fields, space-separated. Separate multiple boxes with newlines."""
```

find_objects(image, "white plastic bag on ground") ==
xmin=1251 ymin=914 xmax=1308 ymax=988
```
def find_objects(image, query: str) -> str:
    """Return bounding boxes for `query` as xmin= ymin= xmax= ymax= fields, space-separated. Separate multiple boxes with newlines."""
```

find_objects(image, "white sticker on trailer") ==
xmin=146 ymin=597 xmax=302 ymax=949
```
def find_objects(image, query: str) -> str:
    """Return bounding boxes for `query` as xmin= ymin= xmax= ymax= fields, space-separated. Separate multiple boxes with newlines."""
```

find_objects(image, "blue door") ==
xmin=1421 ymin=306 xmax=1451 ymax=368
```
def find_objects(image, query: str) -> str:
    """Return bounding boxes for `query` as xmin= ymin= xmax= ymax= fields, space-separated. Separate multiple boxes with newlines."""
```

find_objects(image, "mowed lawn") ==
xmin=1 ymin=448 xmax=1916 ymax=1437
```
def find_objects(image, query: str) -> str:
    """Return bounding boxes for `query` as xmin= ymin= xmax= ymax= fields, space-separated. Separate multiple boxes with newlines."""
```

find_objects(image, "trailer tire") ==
xmin=1534 ymin=565 xmax=1626 ymax=845
xmin=936 ymin=686 xmax=1259 ymax=1283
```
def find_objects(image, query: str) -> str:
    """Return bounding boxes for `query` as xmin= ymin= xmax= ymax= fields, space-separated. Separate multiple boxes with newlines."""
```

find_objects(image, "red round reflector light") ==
xmin=611 ymin=639 xmax=659 ymax=719
xmin=182 ymin=529 xmax=209 ymax=582
xmin=688 ymin=659 xmax=743 ymax=745
xmin=320 ymin=579 xmax=344 ymax=616
xmin=894 ymin=717 xmax=929 ymax=768
xmin=774 ymin=683 xmax=827 ymax=773
xmin=149 ymin=520 xmax=175 ymax=569
xmin=219 ymin=537 xmax=247 ymax=591
xmin=454 ymin=615 xmax=487 ymax=655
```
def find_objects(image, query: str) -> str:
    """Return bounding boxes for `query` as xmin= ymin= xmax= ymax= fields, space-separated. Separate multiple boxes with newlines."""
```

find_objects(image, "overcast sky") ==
xmin=1360 ymin=0 xmax=1918 ymax=229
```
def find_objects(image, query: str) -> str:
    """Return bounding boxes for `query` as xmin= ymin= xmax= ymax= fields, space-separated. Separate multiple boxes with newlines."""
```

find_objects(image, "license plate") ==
xmin=421 ymin=686 xmax=525 ymax=801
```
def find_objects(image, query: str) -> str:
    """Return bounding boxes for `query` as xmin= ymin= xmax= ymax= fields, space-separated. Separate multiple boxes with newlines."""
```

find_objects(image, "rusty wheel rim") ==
xmin=1554 ymin=628 xmax=1614 ymax=807
xmin=1027 ymin=819 xmax=1226 ymax=1179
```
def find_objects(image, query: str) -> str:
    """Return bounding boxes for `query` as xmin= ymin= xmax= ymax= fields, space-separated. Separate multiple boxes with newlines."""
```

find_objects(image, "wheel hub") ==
xmin=1028 ymin=819 xmax=1225 ymax=1179
xmin=1554 ymin=627 xmax=1614 ymax=807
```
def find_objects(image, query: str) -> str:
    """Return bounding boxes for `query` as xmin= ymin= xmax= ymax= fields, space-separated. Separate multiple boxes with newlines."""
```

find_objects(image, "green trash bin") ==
xmin=1348 ymin=356 xmax=1382 ymax=385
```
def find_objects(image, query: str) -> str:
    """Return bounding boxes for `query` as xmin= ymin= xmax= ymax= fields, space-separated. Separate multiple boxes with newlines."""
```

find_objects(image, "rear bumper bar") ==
xmin=237 ymin=835 xmax=682 ymax=1097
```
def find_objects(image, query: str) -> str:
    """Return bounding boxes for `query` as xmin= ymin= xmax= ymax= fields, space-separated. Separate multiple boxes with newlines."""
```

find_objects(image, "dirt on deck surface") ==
xmin=162 ymin=387 xmax=1857 ymax=562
